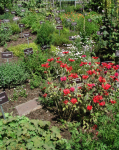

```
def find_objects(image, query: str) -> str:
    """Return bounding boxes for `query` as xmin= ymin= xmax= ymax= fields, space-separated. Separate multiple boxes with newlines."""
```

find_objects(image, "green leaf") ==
xmin=50 ymin=126 xmax=61 ymax=139
xmin=116 ymin=114 xmax=119 ymax=118
xmin=26 ymin=142 xmax=34 ymax=149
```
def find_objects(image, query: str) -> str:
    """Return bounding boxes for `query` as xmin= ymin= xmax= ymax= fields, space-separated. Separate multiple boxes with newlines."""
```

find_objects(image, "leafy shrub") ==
xmin=7 ymin=42 xmax=38 ymax=57
xmin=0 ymin=114 xmax=68 ymax=149
xmin=29 ymin=74 xmax=42 ymax=89
xmin=0 ymin=13 xmax=13 ymax=20
xmin=22 ymin=48 xmax=54 ymax=81
xmin=30 ymin=21 xmax=41 ymax=33
xmin=21 ymin=12 xmax=37 ymax=28
xmin=0 ymin=23 xmax=12 ymax=46
xmin=10 ymin=22 xmax=20 ymax=34
xmin=36 ymin=22 xmax=55 ymax=46
xmin=63 ymin=5 xmax=75 ymax=13
xmin=51 ymin=32 xmax=71 ymax=46
xmin=0 ymin=61 xmax=29 ymax=88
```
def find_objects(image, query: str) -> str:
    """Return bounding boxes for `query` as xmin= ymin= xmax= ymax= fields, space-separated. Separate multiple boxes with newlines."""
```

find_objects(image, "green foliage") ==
xmin=12 ymin=85 xmax=28 ymax=101
xmin=10 ymin=22 xmax=20 ymax=34
xmin=0 ymin=23 xmax=12 ymax=46
xmin=21 ymin=11 xmax=45 ymax=33
xmin=0 ymin=114 xmax=67 ymax=149
xmin=63 ymin=5 xmax=75 ymax=13
xmin=0 ymin=0 xmax=14 ymax=11
xmin=36 ymin=22 xmax=55 ymax=46
xmin=0 ymin=13 xmax=13 ymax=20
xmin=51 ymin=32 xmax=71 ymax=46
xmin=29 ymin=74 xmax=42 ymax=89
xmin=0 ymin=61 xmax=29 ymax=88
xmin=7 ymin=42 xmax=38 ymax=57
xmin=11 ymin=4 xmax=29 ymax=17
xmin=22 ymin=49 xmax=48 ymax=78
xmin=50 ymin=45 xmax=59 ymax=55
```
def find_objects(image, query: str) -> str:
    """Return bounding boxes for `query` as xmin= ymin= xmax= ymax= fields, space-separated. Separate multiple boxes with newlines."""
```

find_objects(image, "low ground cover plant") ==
xmin=0 ymin=114 xmax=68 ymax=150
xmin=7 ymin=42 xmax=38 ymax=57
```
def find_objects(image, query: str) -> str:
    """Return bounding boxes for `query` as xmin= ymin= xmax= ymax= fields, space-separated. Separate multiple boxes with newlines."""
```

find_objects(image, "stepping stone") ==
xmin=16 ymin=97 xmax=42 ymax=116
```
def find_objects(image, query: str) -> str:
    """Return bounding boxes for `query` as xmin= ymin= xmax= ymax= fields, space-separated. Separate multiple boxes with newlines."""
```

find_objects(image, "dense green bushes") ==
xmin=36 ymin=22 xmax=55 ymax=46
xmin=0 ymin=61 xmax=29 ymax=88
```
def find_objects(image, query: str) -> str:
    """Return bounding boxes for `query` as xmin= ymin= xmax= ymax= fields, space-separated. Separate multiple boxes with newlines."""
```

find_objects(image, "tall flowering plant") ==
xmin=41 ymin=52 xmax=119 ymax=123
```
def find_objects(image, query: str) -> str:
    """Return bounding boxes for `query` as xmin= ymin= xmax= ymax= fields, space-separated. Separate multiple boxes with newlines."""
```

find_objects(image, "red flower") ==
xmin=112 ymin=66 xmax=118 ymax=70
xmin=96 ymin=131 xmax=98 ymax=136
xmin=110 ymin=99 xmax=116 ymax=104
xmin=69 ymin=58 xmax=75 ymax=62
xmin=102 ymin=83 xmax=111 ymax=90
xmin=63 ymin=100 xmax=68 ymax=104
xmin=56 ymin=61 xmax=62 ymax=64
xmin=63 ymin=51 xmax=69 ymax=54
xmin=60 ymin=63 xmax=67 ymax=68
xmin=87 ymin=105 xmax=92 ymax=111
xmin=68 ymin=73 xmax=78 ymax=79
xmin=47 ymin=58 xmax=54 ymax=62
xmin=66 ymin=66 xmax=73 ymax=72
xmin=63 ymin=89 xmax=70 ymax=96
xmin=93 ymin=95 xmax=103 ymax=103
xmin=80 ymin=62 xmax=87 ymax=66
xmin=41 ymin=63 xmax=50 ymax=68
xmin=82 ymin=75 xmax=89 ymax=79
xmin=87 ymin=83 xmax=95 ymax=89
xmin=104 ymin=91 xmax=109 ymax=96
xmin=99 ymin=101 xmax=105 ymax=106
xmin=92 ymin=124 xmax=97 ymax=130
xmin=78 ymin=86 xmax=82 ymax=89
xmin=48 ymin=82 xmax=51 ymax=84
xmin=56 ymin=57 xmax=60 ymax=60
xmin=98 ymin=76 xmax=106 ymax=83
xmin=44 ymin=71 xmax=47 ymax=74
xmin=95 ymin=62 xmax=100 ymax=65
xmin=92 ymin=56 xmax=98 ymax=59
xmin=87 ymin=70 xmax=93 ymax=75
xmin=43 ymin=93 xmax=47 ymax=97
xmin=70 ymin=98 xmax=77 ymax=104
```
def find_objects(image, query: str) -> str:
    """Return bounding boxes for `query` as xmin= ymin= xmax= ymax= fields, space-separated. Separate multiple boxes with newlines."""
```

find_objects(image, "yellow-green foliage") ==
xmin=7 ymin=43 xmax=38 ymax=57
xmin=50 ymin=45 xmax=59 ymax=55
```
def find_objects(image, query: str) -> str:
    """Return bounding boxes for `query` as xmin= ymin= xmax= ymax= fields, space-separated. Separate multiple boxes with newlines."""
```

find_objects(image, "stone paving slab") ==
xmin=16 ymin=97 xmax=42 ymax=116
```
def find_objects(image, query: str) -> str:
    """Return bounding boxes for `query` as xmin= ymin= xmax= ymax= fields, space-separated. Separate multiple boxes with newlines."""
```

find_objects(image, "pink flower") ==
xmin=70 ymin=87 xmax=75 ymax=92
xmin=114 ymin=72 xmax=118 ymax=77
xmin=60 ymin=76 xmax=67 ymax=81
xmin=104 ymin=71 xmax=107 ymax=75
xmin=88 ymin=62 xmax=91 ymax=65
xmin=116 ymin=65 xmax=119 ymax=69
xmin=82 ymin=55 xmax=86 ymax=57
